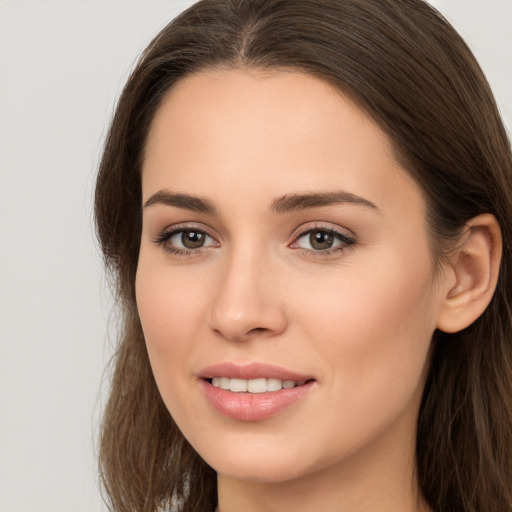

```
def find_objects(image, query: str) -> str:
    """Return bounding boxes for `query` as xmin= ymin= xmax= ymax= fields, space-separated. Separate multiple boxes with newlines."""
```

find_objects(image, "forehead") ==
xmin=142 ymin=68 xmax=422 ymax=217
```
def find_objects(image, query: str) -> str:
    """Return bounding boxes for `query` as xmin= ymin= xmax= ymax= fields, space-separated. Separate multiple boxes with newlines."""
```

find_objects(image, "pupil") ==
xmin=310 ymin=230 xmax=334 ymax=250
xmin=182 ymin=231 xmax=204 ymax=249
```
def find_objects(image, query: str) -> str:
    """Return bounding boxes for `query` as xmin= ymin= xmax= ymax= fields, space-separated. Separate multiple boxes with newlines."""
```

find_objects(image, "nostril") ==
xmin=248 ymin=327 xmax=268 ymax=335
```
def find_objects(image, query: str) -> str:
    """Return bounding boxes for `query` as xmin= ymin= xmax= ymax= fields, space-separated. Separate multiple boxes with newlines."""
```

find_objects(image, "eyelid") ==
xmin=152 ymin=222 xmax=220 ymax=254
xmin=289 ymin=222 xmax=357 ymax=254
xmin=154 ymin=221 xmax=218 ymax=239
xmin=291 ymin=222 xmax=356 ymax=241
xmin=152 ymin=221 xmax=356 ymax=257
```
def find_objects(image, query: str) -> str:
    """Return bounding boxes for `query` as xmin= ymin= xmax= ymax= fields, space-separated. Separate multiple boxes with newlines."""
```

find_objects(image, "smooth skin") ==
xmin=136 ymin=69 xmax=501 ymax=512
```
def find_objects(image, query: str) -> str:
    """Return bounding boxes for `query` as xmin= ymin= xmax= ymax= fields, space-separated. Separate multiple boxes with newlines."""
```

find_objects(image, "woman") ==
xmin=94 ymin=0 xmax=512 ymax=510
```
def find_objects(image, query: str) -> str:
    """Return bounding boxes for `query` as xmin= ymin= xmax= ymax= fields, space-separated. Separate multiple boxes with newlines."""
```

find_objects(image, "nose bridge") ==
xmin=208 ymin=242 xmax=286 ymax=341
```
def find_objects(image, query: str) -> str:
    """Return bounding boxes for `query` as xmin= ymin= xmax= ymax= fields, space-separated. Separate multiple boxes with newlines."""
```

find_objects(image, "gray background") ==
xmin=0 ymin=1 xmax=510 ymax=511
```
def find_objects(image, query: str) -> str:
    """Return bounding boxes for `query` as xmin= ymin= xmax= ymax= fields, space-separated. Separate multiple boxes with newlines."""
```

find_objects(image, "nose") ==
xmin=207 ymin=248 xmax=288 ymax=342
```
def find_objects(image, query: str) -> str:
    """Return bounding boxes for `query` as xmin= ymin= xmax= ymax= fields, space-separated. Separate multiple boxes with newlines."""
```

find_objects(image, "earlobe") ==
xmin=436 ymin=214 xmax=502 ymax=334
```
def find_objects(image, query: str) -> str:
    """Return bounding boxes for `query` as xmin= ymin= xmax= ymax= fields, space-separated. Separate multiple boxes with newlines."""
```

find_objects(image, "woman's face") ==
xmin=136 ymin=69 xmax=448 ymax=484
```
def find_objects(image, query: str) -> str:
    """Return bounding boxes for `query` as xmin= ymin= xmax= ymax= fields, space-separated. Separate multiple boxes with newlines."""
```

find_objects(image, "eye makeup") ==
xmin=289 ymin=222 xmax=357 ymax=257
xmin=152 ymin=220 xmax=357 ymax=259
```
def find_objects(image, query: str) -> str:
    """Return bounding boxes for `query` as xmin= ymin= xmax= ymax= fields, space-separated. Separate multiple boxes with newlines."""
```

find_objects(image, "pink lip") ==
xmin=198 ymin=362 xmax=316 ymax=421
xmin=199 ymin=362 xmax=313 ymax=381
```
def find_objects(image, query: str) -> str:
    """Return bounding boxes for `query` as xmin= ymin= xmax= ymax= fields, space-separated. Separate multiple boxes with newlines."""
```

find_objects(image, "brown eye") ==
xmin=181 ymin=230 xmax=206 ymax=249
xmin=154 ymin=228 xmax=218 ymax=254
xmin=292 ymin=227 xmax=356 ymax=254
xmin=309 ymin=230 xmax=335 ymax=250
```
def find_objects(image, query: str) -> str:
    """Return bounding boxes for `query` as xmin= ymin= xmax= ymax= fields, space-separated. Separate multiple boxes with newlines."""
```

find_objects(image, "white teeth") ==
xmin=266 ymin=378 xmax=283 ymax=392
xmin=229 ymin=378 xmax=248 ymax=392
xmin=210 ymin=377 xmax=307 ymax=393
xmin=247 ymin=378 xmax=266 ymax=393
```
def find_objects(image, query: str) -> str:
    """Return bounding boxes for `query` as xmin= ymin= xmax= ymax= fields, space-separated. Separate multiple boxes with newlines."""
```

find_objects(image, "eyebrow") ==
xmin=143 ymin=191 xmax=217 ymax=214
xmin=270 ymin=191 xmax=378 ymax=214
xmin=143 ymin=189 xmax=378 ymax=215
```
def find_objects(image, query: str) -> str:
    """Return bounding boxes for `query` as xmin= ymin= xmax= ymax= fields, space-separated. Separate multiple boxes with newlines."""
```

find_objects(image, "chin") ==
xmin=210 ymin=458 xmax=306 ymax=484
xmin=192 ymin=435 xmax=322 ymax=484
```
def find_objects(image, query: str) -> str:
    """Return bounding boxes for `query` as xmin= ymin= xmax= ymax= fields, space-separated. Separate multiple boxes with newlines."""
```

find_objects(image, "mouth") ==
xmin=205 ymin=377 xmax=314 ymax=393
xmin=198 ymin=363 xmax=316 ymax=421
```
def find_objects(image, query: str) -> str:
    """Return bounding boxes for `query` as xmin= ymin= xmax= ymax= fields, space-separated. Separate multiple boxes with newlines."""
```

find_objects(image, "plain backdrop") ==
xmin=0 ymin=1 xmax=510 ymax=511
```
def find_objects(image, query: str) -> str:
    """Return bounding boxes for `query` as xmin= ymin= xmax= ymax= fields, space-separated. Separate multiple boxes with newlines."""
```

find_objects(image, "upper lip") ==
xmin=199 ymin=362 xmax=314 ymax=382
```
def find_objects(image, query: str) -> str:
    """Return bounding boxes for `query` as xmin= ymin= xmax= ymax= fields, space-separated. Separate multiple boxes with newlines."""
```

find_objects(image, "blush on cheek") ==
xmin=136 ymin=268 xmax=174 ymax=354
xmin=136 ymin=262 xmax=212 ymax=375
xmin=297 ymin=255 xmax=435 ymax=383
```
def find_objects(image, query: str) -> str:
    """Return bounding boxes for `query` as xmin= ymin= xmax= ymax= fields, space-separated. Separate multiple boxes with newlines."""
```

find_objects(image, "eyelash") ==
xmin=152 ymin=224 xmax=218 ymax=257
xmin=153 ymin=223 xmax=357 ymax=257
xmin=290 ymin=224 xmax=357 ymax=257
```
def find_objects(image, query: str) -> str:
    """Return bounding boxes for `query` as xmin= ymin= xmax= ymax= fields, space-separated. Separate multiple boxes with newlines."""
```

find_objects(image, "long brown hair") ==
xmin=94 ymin=1 xmax=512 ymax=510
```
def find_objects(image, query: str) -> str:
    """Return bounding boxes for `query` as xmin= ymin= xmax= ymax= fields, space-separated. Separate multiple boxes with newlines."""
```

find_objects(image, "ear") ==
xmin=437 ymin=214 xmax=502 ymax=333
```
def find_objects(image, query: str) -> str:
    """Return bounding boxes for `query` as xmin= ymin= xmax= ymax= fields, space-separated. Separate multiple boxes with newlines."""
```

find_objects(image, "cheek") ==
xmin=135 ymin=257 xmax=208 ymax=379
xmin=296 ymin=249 xmax=436 ymax=399
xmin=286 ymin=258 xmax=436 ymax=462
xmin=135 ymin=258 xmax=214 ymax=432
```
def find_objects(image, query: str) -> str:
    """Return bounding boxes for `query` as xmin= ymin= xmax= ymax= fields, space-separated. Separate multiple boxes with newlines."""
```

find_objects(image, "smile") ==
xmin=210 ymin=377 xmax=308 ymax=393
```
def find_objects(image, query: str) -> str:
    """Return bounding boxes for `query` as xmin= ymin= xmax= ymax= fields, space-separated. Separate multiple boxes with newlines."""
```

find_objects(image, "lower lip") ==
xmin=200 ymin=379 xmax=314 ymax=421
